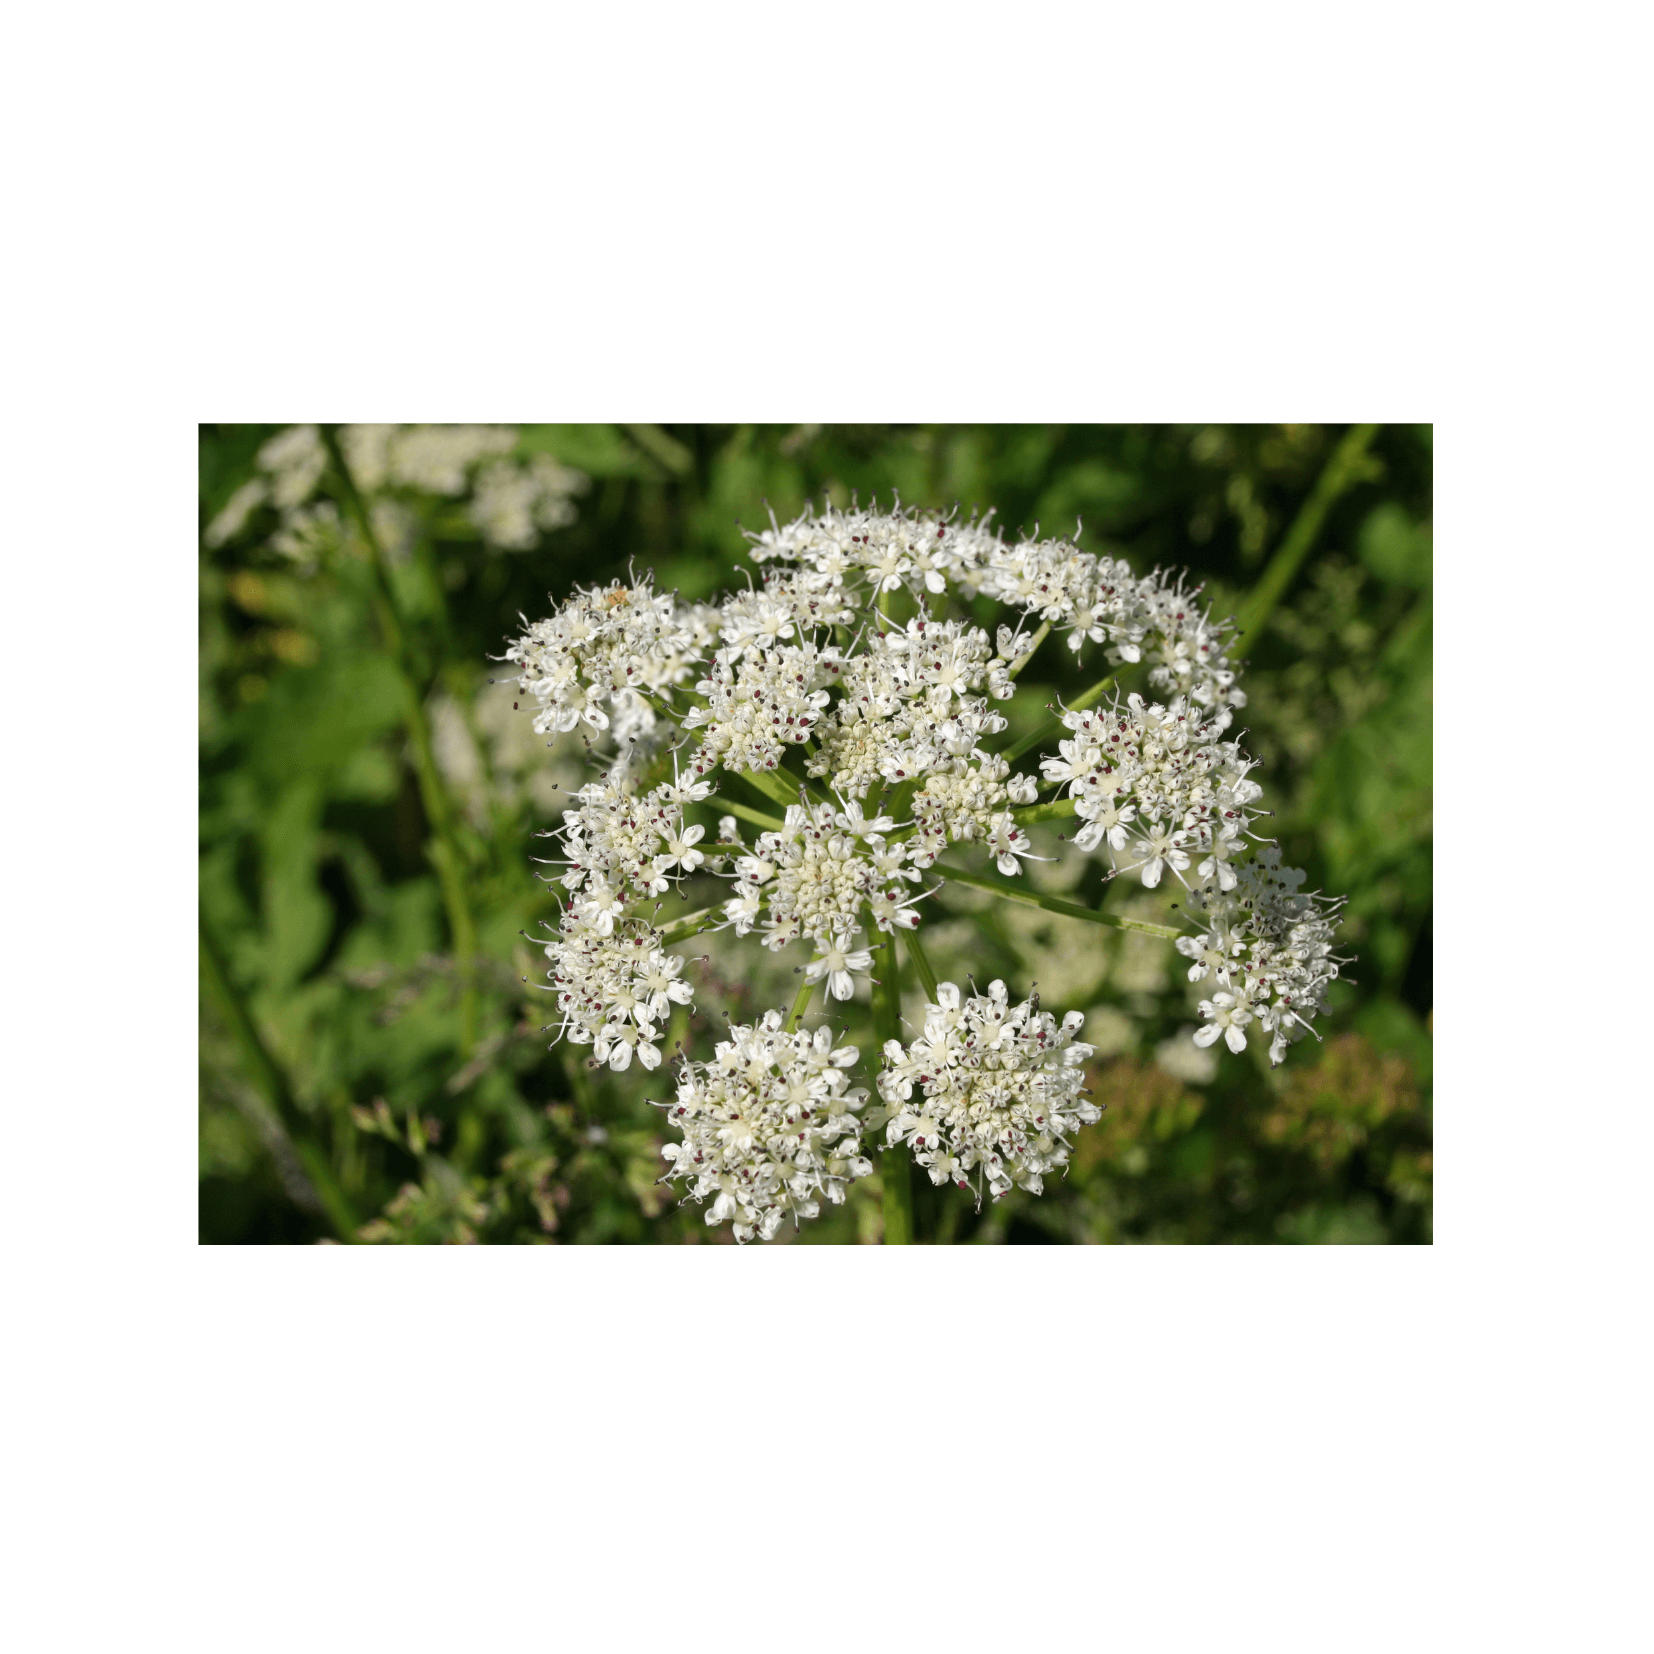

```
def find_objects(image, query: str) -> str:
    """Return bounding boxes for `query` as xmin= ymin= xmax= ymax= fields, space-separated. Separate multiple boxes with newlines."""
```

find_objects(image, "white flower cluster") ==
xmin=680 ymin=640 xmax=843 ymax=776
xmin=534 ymin=768 xmax=714 ymax=1070
xmin=656 ymin=1014 xmax=873 ymax=1242
xmin=1043 ymin=691 xmax=1266 ymax=888
xmin=724 ymin=798 xmax=927 ymax=997
xmin=1179 ymin=847 xmax=1347 ymax=1066
xmin=205 ymin=425 xmax=332 ymax=555
xmin=342 ymin=423 xmax=517 ymax=495
xmin=503 ymin=497 xmax=1349 ymax=1239
xmin=876 ymin=981 xmax=1098 ymax=1205
xmin=746 ymin=500 xmax=1245 ymax=726
xmin=1043 ymin=689 xmax=1345 ymax=1060
xmin=469 ymin=454 xmax=589 ymax=549
xmin=805 ymin=617 xmax=1013 ymax=793
xmin=504 ymin=574 xmax=715 ymax=768
xmin=203 ymin=424 xmax=587 ymax=559
xmin=748 ymin=500 xmax=1004 ymax=597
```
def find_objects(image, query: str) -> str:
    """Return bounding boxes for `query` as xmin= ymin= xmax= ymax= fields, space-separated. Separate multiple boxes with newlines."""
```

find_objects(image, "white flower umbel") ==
xmin=1183 ymin=847 xmax=1348 ymax=1065
xmin=656 ymin=1014 xmax=873 ymax=1242
xmin=506 ymin=574 xmax=711 ymax=738
xmin=507 ymin=497 xmax=1350 ymax=1240
xmin=875 ymin=981 xmax=1098 ymax=1207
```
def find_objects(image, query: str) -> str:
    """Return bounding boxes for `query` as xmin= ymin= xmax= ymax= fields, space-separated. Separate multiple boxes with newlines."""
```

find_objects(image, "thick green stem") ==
xmin=1233 ymin=423 xmax=1381 ymax=647
xmin=719 ymin=798 xmax=788 ymax=835
xmin=658 ymin=905 xmax=722 ymax=947
xmin=1012 ymin=797 xmax=1079 ymax=825
xmin=872 ymin=931 xmax=913 ymax=1245
xmin=902 ymin=928 xmax=941 ymax=1000
xmin=935 ymin=860 xmax=1181 ymax=938
xmin=199 ymin=906 xmax=359 ymax=1240
xmin=321 ymin=426 xmax=480 ymax=1055
xmin=784 ymin=976 xmax=816 ymax=1032
xmin=739 ymin=764 xmax=830 ymax=813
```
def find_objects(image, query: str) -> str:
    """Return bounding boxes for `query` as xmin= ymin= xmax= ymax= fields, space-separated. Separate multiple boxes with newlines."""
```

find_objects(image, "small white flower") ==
xmin=1040 ymin=737 xmax=1102 ymax=788
xmin=1133 ymin=820 xmax=1191 ymax=889
xmin=593 ymin=1017 xmax=662 ymax=1071
xmin=1073 ymin=796 xmax=1136 ymax=853
xmin=805 ymin=935 xmax=874 ymax=1001
xmin=1175 ymin=928 xmax=1244 ymax=985
xmin=655 ymin=821 xmax=706 ymax=873
xmin=1194 ymin=991 xmax=1252 ymax=1054
xmin=985 ymin=812 xmax=1036 ymax=876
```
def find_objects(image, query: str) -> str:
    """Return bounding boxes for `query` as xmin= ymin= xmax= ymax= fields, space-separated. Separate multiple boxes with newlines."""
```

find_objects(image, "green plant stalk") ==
xmin=1005 ymin=619 xmax=1052 ymax=680
xmin=784 ymin=976 xmax=816 ymax=1032
xmin=872 ymin=930 xmax=913 ymax=1245
xmin=1012 ymin=797 xmax=1079 ymax=825
xmin=1002 ymin=669 xmax=1119 ymax=764
xmin=622 ymin=422 xmax=694 ymax=477
xmin=320 ymin=426 xmax=480 ymax=1056
xmin=658 ymin=904 xmax=723 ymax=947
xmin=719 ymin=798 xmax=788 ymax=835
xmin=935 ymin=860 xmax=1181 ymax=938
xmin=902 ymin=927 xmax=941 ymax=1000
xmin=884 ymin=778 xmax=918 ymax=826
xmin=1233 ymin=422 xmax=1381 ymax=647
xmin=199 ymin=906 xmax=359 ymax=1240
xmin=740 ymin=764 xmax=829 ymax=813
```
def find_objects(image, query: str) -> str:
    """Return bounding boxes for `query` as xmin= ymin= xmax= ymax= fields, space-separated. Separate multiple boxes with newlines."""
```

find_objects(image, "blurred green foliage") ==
xmin=199 ymin=423 xmax=1431 ymax=1244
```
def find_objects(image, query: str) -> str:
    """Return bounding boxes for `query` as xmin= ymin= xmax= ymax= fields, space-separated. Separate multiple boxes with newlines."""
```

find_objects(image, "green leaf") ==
xmin=515 ymin=424 xmax=649 ymax=477
xmin=1357 ymin=502 xmax=1432 ymax=589
xmin=260 ymin=779 xmax=332 ymax=989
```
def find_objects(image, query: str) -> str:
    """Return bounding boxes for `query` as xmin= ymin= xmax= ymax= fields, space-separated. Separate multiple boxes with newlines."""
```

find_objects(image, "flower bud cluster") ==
xmin=909 ymin=753 xmax=1039 ymax=874
xmin=876 ymin=981 xmax=1098 ymax=1205
xmin=1180 ymin=847 xmax=1347 ymax=1065
xmin=656 ymin=1014 xmax=873 ymax=1242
